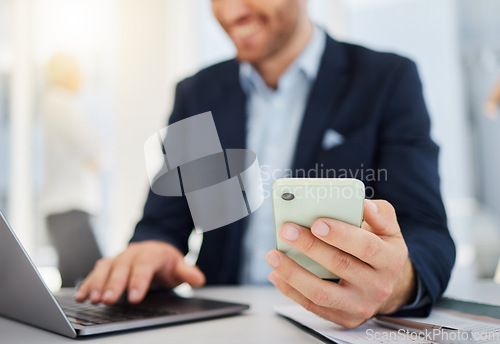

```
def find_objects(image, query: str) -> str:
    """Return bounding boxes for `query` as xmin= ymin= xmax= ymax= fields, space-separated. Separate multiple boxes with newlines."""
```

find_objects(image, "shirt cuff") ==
xmin=398 ymin=271 xmax=431 ymax=311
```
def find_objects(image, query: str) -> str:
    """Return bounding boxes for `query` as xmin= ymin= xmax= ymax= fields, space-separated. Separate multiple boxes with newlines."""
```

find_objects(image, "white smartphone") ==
xmin=272 ymin=178 xmax=365 ymax=279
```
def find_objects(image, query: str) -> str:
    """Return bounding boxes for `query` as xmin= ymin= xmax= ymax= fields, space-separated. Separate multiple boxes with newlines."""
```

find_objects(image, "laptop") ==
xmin=0 ymin=210 xmax=249 ymax=338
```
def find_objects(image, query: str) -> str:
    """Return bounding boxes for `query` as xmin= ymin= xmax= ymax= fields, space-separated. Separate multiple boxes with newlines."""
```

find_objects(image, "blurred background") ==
xmin=0 ymin=0 xmax=499 ymax=291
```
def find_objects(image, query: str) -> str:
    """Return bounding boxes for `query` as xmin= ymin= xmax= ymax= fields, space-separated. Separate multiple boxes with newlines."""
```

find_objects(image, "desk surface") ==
xmin=2 ymin=281 xmax=500 ymax=344
xmin=0 ymin=286 xmax=325 ymax=344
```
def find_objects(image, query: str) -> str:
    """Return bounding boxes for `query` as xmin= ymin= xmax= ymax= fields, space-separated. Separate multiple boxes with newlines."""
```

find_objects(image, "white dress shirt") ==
xmin=239 ymin=27 xmax=327 ymax=284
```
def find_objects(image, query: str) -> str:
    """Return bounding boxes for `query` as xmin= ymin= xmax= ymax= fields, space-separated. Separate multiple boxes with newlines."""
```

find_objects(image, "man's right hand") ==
xmin=75 ymin=241 xmax=206 ymax=305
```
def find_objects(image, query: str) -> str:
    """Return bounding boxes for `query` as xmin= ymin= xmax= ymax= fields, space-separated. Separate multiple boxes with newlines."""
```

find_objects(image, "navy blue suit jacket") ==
xmin=131 ymin=36 xmax=455 ymax=316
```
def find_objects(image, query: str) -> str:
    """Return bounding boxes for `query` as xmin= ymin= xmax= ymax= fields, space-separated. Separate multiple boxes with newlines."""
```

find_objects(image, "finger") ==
xmin=279 ymin=223 xmax=374 ymax=281
xmin=361 ymin=199 xmax=400 ymax=237
xmin=75 ymin=276 xmax=92 ymax=302
xmin=101 ymin=262 xmax=132 ymax=305
xmin=310 ymin=218 xmax=389 ymax=269
xmin=268 ymin=272 xmax=368 ymax=328
xmin=82 ymin=258 xmax=113 ymax=304
xmin=173 ymin=260 xmax=206 ymax=288
xmin=266 ymin=250 xmax=350 ymax=311
xmin=127 ymin=262 xmax=157 ymax=304
xmin=75 ymin=268 xmax=98 ymax=302
xmin=76 ymin=261 xmax=110 ymax=302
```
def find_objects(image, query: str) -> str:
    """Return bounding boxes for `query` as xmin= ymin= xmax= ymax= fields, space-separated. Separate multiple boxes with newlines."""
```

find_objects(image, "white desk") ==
xmin=2 ymin=281 xmax=500 ymax=344
xmin=445 ymin=278 xmax=500 ymax=306
xmin=0 ymin=286 xmax=325 ymax=344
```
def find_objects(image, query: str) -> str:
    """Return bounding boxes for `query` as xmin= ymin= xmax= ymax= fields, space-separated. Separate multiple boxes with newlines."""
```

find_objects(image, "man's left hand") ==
xmin=266 ymin=199 xmax=417 ymax=328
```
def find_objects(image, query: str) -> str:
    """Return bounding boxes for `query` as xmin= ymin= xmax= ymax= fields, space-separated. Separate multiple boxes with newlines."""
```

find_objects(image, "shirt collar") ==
xmin=239 ymin=26 xmax=326 ymax=94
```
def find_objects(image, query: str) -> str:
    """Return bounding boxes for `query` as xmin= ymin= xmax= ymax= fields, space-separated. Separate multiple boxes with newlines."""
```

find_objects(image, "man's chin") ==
xmin=235 ymin=43 xmax=282 ymax=66
xmin=235 ymin=52 xmax=264 ymax=64
xmin=232 ymin=42 xmax=263 ymax=61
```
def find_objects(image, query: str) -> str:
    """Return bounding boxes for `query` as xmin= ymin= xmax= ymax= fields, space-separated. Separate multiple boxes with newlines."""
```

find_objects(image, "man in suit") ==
xmin=76 ymin=0 xmax=455 ymax=328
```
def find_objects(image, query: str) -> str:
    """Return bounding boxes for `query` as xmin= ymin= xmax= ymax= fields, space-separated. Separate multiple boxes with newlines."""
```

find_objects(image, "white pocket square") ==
xmin=322 ymin=129 xmax=344 ymax=150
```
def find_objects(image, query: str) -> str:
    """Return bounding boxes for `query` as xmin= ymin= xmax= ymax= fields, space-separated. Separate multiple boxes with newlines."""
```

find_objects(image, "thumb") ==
xmin=174 ymin=259 xmax=206 ymax=288
xmin=362 ymin=199 xmax=401 ymax=237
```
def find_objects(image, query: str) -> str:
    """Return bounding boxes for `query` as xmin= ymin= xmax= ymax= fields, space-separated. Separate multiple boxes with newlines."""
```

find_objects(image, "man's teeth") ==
xmin=232 ymin=23 xmax=260 ymax=38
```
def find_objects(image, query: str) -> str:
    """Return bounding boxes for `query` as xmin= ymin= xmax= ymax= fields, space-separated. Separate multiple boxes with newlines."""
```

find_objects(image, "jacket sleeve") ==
xmin=129 ymin=81 xmax=194 ymax=255
xmin=374 ymin=59 xmax=456 ymax=316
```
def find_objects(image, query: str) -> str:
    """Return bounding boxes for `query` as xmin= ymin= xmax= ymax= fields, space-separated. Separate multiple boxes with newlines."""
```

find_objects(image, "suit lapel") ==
xmin=292 ymin=36 xmax=350 ymax=172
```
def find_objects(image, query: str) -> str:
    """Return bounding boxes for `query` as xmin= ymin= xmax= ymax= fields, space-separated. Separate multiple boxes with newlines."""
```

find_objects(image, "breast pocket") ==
xmin=317 ymin=126 xmax=377 ymax=170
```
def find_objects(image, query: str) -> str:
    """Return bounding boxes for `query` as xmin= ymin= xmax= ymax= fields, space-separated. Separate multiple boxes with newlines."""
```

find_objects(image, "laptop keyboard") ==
xmin=56 ymin=293 xmax=177 ymax=326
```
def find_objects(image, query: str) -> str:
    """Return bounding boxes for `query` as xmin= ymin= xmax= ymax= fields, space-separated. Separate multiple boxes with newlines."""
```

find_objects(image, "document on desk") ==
xmin=274 ymin=305 xmax=436 ymax=343
xmin=275 ymin=304 xmax=500 ymax=344
xmin=392 ymin=308 xmax=500 ymax=343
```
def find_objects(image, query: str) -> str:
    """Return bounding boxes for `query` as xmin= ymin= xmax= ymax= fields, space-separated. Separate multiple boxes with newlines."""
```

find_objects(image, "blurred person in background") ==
xmin=40 ymin=53 xmax=103 ymax=288
xmin=485 ymin=78 xmax=500 ymax=118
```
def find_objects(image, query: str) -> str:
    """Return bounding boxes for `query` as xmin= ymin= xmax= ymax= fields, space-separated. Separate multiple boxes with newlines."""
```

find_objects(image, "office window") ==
xmin=0 ymin=0 xmax=11 ymax=214
xmin=32 ymin=0 xmax=116 ymax=264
